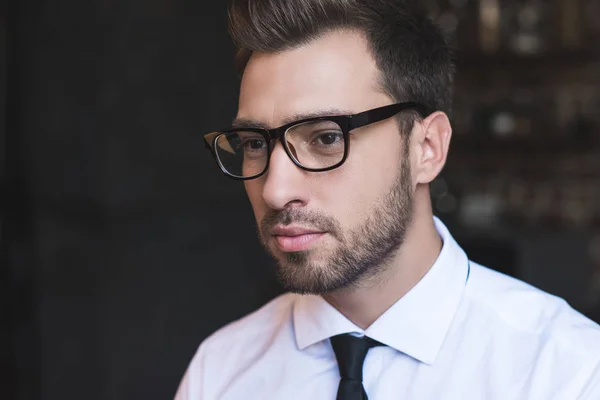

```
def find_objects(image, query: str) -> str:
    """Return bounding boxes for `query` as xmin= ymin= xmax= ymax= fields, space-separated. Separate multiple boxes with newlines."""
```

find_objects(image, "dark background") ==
xmin=3 ymin=1 xmax=600 ymax=399
xmin=4 ymin=2 xmax=282 ymax=399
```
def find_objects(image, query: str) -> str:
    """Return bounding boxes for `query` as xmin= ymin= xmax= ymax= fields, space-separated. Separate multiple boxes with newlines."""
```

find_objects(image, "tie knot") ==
xmin=330 ymin=334 xmax=383 ymax=381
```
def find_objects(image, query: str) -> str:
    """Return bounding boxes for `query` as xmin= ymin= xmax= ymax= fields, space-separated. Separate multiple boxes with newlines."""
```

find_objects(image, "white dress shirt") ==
xmin=175 ymin=218 xmax=600 ymax=399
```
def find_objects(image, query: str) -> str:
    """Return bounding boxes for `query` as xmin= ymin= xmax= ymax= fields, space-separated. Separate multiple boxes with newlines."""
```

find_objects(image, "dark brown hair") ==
xmin=228 ymin=0 xmax=455 ymax=131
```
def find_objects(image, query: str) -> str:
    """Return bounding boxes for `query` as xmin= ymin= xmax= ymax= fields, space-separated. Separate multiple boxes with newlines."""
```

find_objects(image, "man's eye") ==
xmin=315 ymin=132 xmax=343 ymax=146
xmin=243 ymin=139 xmax=265 ymax=150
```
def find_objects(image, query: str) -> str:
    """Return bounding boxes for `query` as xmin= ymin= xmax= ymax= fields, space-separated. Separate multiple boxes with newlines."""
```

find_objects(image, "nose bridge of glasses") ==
xmin=268 ymin=139 xmax=300 ymax=174
xmin=264 ymin=127 xmax=292 ymax=159
xmin=266 ymin=127 xmax=282 ymax=141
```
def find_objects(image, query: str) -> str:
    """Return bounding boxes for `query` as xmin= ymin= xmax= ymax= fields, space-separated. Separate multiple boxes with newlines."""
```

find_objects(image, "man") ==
xmin=176 ymin=0 xmax=600 ymax=399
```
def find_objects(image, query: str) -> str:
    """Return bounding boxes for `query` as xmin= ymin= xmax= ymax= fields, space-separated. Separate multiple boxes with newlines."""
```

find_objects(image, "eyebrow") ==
xmin=231 ymin=108 xmax=353 ymax=130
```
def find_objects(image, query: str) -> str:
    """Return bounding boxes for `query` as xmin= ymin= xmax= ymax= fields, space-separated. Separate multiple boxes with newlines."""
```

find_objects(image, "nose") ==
xmin=261 ymin=141 xmax=309 ymax=210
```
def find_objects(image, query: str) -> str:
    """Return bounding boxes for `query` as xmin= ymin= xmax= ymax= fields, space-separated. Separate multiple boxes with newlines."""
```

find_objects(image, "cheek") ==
xmin=361 ymin=135 xmax=405 ymax=194
xmin=323 ymin=138 xmax=402 ymax=222
xmin=244 ymin=181 xmax=266 ymax=223
xmin=316 ymin=168 xmax=379 ymax=229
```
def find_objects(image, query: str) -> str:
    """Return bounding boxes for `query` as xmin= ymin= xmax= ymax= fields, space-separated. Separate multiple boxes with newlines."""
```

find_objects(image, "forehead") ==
xmin=237 ymin=30 xmax=390 ymax=128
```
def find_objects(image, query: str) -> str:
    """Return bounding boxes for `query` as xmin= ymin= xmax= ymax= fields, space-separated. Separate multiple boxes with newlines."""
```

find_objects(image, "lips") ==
xmin=270 ymin=225 xmax=326 ymax=252
xmin=271 ymin=226 xmax=322 ymax=236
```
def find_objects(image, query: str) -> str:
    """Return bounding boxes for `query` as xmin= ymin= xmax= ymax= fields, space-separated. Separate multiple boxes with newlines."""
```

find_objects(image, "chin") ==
xmin=274 ymin=259 xmax=351 ymax=295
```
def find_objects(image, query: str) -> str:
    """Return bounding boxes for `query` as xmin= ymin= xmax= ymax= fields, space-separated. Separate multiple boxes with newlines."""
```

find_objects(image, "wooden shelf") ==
xmin=456 ymin=50 xmax=600 ymax=71
xmin=450 ymin=134 xmax=600 ymax=156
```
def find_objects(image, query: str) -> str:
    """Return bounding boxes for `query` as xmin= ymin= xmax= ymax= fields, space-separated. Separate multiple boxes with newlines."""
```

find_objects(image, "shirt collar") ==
xmin=292 ymin=217 xmax=469 ymax=365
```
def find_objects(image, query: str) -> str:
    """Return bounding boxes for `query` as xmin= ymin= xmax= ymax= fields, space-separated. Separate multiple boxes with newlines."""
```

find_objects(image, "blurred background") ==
xmin=2 ymin=0 xmax=599 ymax=399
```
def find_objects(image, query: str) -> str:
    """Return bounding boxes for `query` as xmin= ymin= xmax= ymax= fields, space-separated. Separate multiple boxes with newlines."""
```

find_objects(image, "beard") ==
xmin=258 ymin=152 xmax=413 ymax=295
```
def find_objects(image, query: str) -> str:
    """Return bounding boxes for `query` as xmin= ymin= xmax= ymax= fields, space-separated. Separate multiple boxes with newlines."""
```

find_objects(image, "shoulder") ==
xmin=466 ymin=262 xmax=600 ymax=357
xmin=460 ymin=263 xmax=600 ymax=397
xmin=200 ymin=291 xmax=298 ymax=355
xmin=175 ymin=293 xmax=300 ymax=399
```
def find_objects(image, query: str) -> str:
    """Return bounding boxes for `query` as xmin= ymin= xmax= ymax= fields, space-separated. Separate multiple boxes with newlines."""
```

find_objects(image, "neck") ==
xmin=322 ymin=195 xmax=442 ymax=330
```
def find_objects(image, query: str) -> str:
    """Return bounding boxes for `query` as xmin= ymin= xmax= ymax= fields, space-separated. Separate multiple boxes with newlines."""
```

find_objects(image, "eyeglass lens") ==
xmin=214 ymin=119 xmax=346 ymax=178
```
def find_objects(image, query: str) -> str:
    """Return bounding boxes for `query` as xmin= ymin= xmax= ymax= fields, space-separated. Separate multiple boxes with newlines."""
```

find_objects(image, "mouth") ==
xmin=270 ymin=226 xmax=326 ymax=252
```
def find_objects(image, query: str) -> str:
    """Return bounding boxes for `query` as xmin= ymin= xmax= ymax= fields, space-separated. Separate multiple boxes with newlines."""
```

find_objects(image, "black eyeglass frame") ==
xmin=204 ymin=101 xmax=432 ymax=180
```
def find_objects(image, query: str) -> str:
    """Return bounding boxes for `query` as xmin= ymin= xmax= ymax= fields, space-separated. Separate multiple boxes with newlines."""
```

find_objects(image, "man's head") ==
xmin=224 ymin=0 xmax=454 ymax=294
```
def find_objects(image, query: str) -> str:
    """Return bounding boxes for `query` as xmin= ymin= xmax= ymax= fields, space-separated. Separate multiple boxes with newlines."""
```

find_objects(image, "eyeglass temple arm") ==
xmin=349 ymin=102 xmax=432 ymax=130
xmin=204 ymin=132 xmax=220 ymax=149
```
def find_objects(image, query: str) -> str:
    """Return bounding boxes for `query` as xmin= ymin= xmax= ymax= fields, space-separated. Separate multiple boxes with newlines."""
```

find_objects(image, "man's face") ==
xmin=237 ymin=30 xmax=415 ymax=294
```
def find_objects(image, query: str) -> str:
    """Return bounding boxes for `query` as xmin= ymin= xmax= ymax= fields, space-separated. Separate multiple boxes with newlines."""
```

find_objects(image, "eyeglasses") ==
xmin=204 ymin=101 xmax=431 ymax=180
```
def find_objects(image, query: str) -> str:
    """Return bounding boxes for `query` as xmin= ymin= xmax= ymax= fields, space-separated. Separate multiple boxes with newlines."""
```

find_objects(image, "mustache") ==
xmin=260 ymin=208 xmax=342 ymax=239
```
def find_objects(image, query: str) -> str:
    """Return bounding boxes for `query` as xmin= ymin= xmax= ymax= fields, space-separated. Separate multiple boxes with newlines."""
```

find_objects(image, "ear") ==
xmin=412 ymin=111 xmax=452 ymax=185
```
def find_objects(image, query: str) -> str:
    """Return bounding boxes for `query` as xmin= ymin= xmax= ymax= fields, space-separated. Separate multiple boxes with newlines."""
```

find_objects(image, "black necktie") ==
xmin=330 ymin=333 xmax=383 ymax=400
